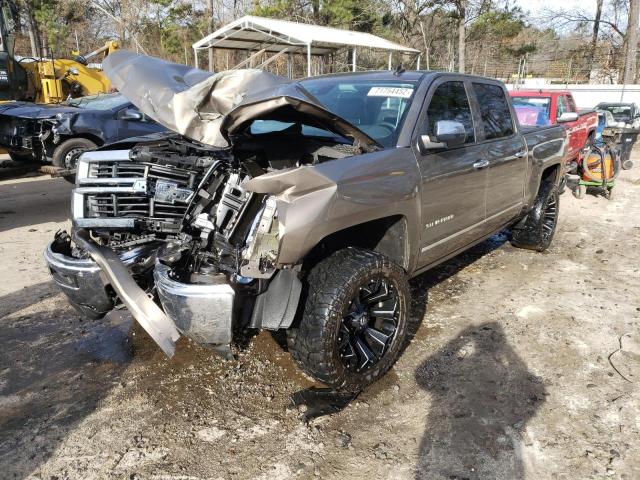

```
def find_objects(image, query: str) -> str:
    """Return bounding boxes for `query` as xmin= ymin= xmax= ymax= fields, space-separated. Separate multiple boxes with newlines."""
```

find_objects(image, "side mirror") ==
xmin=435 ymin=120 xmax=467 ymax=146
xmin=418 ymin=120 xmax=467 ymax=152
xmin=119 ymin=108 xmax=143 ymax=121
xmin=557 ymin=112 xmax=578 ymax=123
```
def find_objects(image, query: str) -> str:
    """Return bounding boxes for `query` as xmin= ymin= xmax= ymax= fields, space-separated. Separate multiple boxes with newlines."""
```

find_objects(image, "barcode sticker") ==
xmin=367 ymin=87 xmax=413 ymax=98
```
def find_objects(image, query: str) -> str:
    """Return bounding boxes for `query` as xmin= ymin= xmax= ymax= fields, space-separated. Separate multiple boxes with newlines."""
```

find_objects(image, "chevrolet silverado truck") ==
xmin=510 ymin=90 xmax=597 ymax=174
xmin=45 ymin=52 xmax=567 ymax=392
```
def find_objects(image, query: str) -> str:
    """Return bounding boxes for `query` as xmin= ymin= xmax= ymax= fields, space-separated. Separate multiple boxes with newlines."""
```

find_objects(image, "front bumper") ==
xmin=44 ymin=240 xmax=116 ymax=319
xmin=154 ymin=264 xmax=235 ymax=359
xmin=44 ymin=232 xmax=236 ymax=358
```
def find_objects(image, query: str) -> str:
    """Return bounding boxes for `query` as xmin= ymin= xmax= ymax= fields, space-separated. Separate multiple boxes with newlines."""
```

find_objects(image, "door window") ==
xmin=556 ymin=96 xmax=568 ymax=118
xmin=471 ymin=82 xmax=515 ymax=140
xmin=425 ymin=81 xmax=475 ymax=144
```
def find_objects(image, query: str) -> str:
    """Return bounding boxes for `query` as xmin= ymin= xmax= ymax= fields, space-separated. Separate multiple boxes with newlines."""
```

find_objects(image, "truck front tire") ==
xmin=511 ymin=181 xmax=559 ymax=252
xmin=287 ymin=248 xmax=410 ymax=392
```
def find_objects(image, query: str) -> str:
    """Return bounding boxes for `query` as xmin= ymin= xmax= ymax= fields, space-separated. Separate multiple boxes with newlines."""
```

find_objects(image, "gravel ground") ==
xmin=0 ymin=154 xmax=639 ymax=479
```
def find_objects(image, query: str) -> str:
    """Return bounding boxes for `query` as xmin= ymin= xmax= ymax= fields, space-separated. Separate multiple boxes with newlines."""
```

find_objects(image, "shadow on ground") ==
xmin=0 ymin=288 xmax=132 ymax=478
xmin=408 ymin=234 xmax=547 ymax=479
xmin=414 ymin=323 xmax=546 ymax=480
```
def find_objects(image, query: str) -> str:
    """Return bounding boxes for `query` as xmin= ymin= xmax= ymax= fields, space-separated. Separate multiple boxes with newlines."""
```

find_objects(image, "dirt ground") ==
xmin=0 ymin=152 xmax=639 ymax=480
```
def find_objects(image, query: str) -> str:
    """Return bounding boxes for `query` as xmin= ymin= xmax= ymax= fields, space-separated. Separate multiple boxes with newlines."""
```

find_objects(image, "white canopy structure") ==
xmin=192 ymin=15 xmax=421 ymax=77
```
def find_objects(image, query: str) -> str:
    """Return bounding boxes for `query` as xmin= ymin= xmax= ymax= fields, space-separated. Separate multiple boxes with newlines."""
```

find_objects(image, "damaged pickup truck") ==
xmin=45 ymin=51 xmax=567 ymax=391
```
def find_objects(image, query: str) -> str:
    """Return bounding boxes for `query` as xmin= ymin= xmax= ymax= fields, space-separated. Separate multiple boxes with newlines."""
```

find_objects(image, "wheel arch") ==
xmin=303 ymin=215 xmax=410 ymax=272
xmin=541 ymin=163 xmax=561 ymax=188
xmin=57 ymin=133 xmax=104 ymax=148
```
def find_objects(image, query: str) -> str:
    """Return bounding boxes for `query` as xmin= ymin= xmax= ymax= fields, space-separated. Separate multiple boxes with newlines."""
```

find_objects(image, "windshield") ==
xmin=296 ymin=77 xmax=418 ymax=147
xmin=63 ymin=93 xmax=128 ymax=110
xmin=512 ymin=96 xmax=551 ymax=126
xmin=250 ymin=120 xmax=344 ymax=140
xmin=599 ymin=105 xmax=632 ymax=121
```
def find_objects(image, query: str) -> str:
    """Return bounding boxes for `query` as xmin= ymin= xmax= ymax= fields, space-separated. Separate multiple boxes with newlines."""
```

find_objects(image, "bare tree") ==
xmin=455 ymin=0 xmax=466 ymax=72
xmin=207 ymin=0 xmax=214 ymax=71
xmin=20 ymin=1 xmax=41 ymax=57
xmin=590 ymin=0 xmax=604 ymax=57
xmin=624 ymin=0 xmax=639 ymax=83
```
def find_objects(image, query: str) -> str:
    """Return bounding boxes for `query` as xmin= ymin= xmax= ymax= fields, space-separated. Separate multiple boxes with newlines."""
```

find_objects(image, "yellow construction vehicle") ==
xmin=18 ymin=40 xmax=119 ymax=103
xmin=0 ymin=0 xmax=118 ymax=104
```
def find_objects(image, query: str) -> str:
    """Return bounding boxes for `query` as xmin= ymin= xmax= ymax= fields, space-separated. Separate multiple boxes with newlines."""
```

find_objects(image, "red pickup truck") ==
xmin=510 ymin=90 xmax=598 ymax=171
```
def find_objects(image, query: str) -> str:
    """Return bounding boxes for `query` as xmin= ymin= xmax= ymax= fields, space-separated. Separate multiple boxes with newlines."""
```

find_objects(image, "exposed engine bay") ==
xmin=73 ymin=132 xmax=358 ymax=279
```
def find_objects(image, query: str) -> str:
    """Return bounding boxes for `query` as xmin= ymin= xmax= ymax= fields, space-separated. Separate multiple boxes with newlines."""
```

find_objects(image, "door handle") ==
xmin=514 ymin=150 xmax=527 ymax=158
xmin=473 ymin=159 xmax=489 ymax=169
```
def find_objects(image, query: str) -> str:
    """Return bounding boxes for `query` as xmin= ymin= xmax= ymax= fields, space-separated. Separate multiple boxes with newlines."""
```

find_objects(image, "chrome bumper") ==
xmin=154 ymin=264 xmax=235 ymax=359
xmin=45 ymin=230 xmax=181 ymax=357
xmin=45 ymin=231 xmax=236 ymax=359
xmin=44 ymin=241 xmax=115 ymax=319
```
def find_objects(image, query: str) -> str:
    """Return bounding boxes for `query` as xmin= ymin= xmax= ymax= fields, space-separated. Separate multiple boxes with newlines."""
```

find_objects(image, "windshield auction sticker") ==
xmin=367 ymin=87 xmax=413 ymax=98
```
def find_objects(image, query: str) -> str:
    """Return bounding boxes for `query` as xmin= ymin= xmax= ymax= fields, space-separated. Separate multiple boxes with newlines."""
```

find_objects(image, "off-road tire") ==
xmin=52 ymin=138 xmax=97 ymax=183
xmin=287 ymin=248 xmax=410 ymax=392
xmin=511 ymin=181 xmax=559 ymax=252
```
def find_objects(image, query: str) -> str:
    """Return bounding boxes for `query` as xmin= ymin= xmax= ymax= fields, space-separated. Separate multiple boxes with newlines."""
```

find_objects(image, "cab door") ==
xmin=412 ymin=78 xmax=488 ymax=267
xmin=469 ymin=81 xmax=527 ymax=230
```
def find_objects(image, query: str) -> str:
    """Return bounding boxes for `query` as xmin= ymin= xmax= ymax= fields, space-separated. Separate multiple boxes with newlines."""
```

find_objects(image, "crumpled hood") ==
xmin=0 ymin=101 xmax=78 ymax=119
xmin=103 ymin=50 xmax=379 ymax=151
xmin=103 ymin=50 xmax=281 ymax=147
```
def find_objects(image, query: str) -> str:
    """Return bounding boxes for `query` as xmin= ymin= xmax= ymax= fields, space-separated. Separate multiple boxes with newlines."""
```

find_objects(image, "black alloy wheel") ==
xmin=338 ymin=277 xmax=399 ymax=373
xmin=541 ymin=191 xmax=558 ymax=243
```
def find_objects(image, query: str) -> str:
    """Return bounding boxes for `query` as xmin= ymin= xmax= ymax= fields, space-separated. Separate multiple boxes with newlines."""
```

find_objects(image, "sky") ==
xmin=515 ymin=0 xmax=596 ymax=15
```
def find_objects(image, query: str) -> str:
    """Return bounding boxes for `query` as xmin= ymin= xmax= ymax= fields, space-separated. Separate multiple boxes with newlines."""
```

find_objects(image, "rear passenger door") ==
xmin=470 ymin=81 xmax=527 ymax=230
xmin=413 ymin=77 xmax=488 ymax=267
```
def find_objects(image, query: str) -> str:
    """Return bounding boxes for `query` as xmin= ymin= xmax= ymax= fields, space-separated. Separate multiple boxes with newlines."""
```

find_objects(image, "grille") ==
xmin=74 ymin=150 xmax=198 ymax=229
xmin=88 ymin=161 xmax=196 ymax=185
xmin=85 ymin=193 xmax=188 ymax=220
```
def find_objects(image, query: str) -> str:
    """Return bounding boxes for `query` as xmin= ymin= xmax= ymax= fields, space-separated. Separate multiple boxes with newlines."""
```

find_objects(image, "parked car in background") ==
xmin=595 ymin=110 xmax=615 ymax=143
xmin=595 ymin=102 xmax=640 ymax=128
xmin=0 ymin=93 xmax=166 ymax=180
xmin=510 ymin=90 xmax=598 ymax=173
xmin=46 ymin=54 xmax=568 ymax=392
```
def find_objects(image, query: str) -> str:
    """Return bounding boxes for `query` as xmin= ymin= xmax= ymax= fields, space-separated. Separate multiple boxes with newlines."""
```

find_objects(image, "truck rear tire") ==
xmin=287 ymin=247 xmax=410 ymax=392
xmin=511 ymin=181 xmax=559 ymax=252
xmin=52 ymin=138 xmax=97 ymax=183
